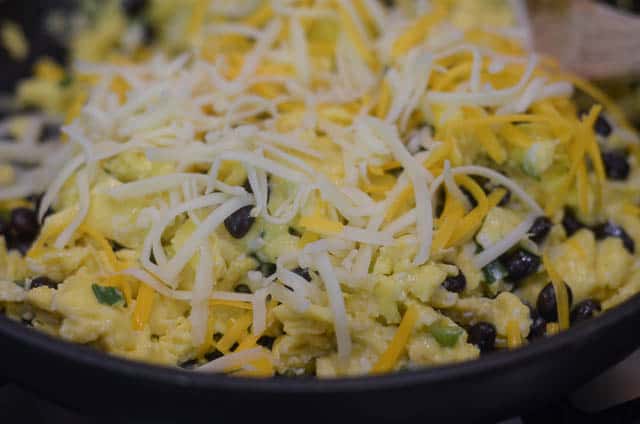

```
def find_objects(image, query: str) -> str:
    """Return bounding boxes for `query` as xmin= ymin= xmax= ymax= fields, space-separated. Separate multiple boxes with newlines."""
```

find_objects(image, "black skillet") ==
xmin=1 ymin=2 xmax=640 ymax=423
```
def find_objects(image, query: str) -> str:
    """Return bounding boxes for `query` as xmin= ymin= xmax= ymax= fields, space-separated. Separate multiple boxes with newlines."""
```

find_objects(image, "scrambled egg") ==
xmin=0 ymin=0 xmax=639 ymax=379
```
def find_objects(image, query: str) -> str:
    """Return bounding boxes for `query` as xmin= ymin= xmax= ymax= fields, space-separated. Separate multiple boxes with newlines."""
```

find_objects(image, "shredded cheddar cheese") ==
xmin=372 ymin=305 xmax=418 ymax=374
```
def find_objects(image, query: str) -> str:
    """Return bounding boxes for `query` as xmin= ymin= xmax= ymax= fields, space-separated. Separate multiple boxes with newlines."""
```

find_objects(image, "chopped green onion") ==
xmin=483 ymin=260 xmax=508 ymax=284
xmin=92 ymin=284 xmax=125 ymax=306
xmin=431 ymin=324 xmax=463 ymax=347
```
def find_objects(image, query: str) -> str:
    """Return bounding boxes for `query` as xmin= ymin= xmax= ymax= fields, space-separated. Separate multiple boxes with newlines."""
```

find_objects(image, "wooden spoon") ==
xmin=528 ymin=0 xmax=640 ymax=79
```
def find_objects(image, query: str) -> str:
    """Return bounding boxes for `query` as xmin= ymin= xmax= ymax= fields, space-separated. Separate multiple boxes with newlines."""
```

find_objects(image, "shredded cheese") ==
xmin=372 ymin=305 xmax=418 ymax=373
xmin=543 ymin=251 xmax=570 ymax=331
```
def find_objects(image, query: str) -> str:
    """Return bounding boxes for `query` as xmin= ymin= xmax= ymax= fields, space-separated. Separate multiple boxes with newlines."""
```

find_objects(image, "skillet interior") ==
xmin=1 ymin=2 xmax=640 ymax=422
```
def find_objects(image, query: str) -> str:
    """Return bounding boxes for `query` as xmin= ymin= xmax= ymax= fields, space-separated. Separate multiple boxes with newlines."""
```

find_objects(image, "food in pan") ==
xmin=0 ymin=0 xmax=639 ymax=377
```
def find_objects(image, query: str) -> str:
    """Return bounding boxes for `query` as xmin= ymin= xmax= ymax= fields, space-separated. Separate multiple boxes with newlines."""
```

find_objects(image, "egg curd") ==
xmin=0 ymin=0 xmax=639 ymax=378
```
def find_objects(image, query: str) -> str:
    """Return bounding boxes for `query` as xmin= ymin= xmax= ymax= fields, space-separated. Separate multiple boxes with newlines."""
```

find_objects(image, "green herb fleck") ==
xmin=431 ymin=324 xmax=463 ymax=347
xmin=59 ymin=74 xmax=73 ymax=88
xmin=483 ymin=260 xmax=508 ymax=284
xmin=92 ymin=284 xmax=125 ymax=306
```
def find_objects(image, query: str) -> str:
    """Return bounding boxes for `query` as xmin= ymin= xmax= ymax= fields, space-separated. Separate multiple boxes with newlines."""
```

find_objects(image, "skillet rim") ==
xmin=2 ymin=292 xmax=640 ymax=393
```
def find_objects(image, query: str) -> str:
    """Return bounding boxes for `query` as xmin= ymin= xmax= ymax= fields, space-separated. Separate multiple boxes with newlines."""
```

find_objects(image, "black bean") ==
xmin=292 ymin=267 xmax=312 ymax=282
xmin=110 ymin=240 xmax=126 ymax=252
xmin=242 ymin=178 xmax=271 ymax=200
xmin=528 ymin=308 xmax=547 ymax=340
xmin=141 ymin=22 xmax=156 ymax=45
xmin=442 ymin=272 xmax=466 ymax=293
xmin=497 ymin=187 xmax=511 ymax=206
xmin=467 ymin=322 xmax=496 ymax=352
xmin=39 ymin=123 xmax=61 ymax=142
xmin=204 ymin=349 xmax=223 ymax=361
xmin=435 ymin=189 xmax=445 ymax=217
xmin=594 ymin=114 xmax=613 ymax=137
xmin=460 ymin=187 xmax=478 ymax=208
xmin=259 ymin=262 xmax=276 ymax=277
xmin=257 ymin=335 xmax=275 ymax=350
xmin=501 ymin=249 xmax=541 ymax=283
xmin=242 ymin=179 xmax=253 ymax=194
xmin=562 ymin=208 xmax=585 ymax=237
xmin=179 ymin=359 xmax=199 ymax=369
xmin=224 ymin=205 xmax=255 ymax=238
xmin=9 ymin=207 xmax=39 ymax=241
xmin=0 ymin=216 xmax=7 ymax=239
xmin=380 ymin=0 xmax=396 ymax=8
xmin=30 ymin=276 xmax=58 ymax=289
xmin=11 ymin=239 xmax=32 ymax=256
xmin=27 ymin=193 xmax=52 ymax=219
xmin=288 ymin=227 xmax=302 ymax=237
xmin=234 ymin=284 xmax=252 ymax=294
xmin=121 ymin=0 xmax=147 ymax=17
xmin=536 ymin=282 xmax=573 ymax=322
xmin=602 ymin=149 xmax=630 ymax=181
xmin=528 ymin=216 xmax=553 ymax=244
xmin=592 ymin=221 xmax=635 ymax=254
xmin=570 ymin=299 xmax=601 ymax=324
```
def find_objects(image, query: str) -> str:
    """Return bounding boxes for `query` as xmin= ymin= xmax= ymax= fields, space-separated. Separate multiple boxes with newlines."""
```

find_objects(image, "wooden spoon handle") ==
xmin=531 ymin=0 xmax=640 ymax=79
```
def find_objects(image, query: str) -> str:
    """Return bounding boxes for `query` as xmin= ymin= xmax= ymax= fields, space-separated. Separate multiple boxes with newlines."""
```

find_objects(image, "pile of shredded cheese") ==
xmin=1 ymin=0 xmax=639 ymax=377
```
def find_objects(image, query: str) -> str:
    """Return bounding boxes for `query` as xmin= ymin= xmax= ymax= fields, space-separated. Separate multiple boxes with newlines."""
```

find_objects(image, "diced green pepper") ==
xmin=483 ymin=260 xmax=508 ymax=284
xmin=431 ymin=324 xmax=463 ymax=347
xmin=91 ymin=284 xmax=125 ymax=306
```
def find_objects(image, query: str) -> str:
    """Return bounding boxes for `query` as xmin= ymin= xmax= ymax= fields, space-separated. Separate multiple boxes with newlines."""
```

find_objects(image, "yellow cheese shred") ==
xmin=391 ymin=6 xmax=446 ymax=59
xmin=298 ymin=231 xmax=320 ymax=248
xmin=232 ymin=349 xmax=274 ymax=378
xmin=217 ymin=312 xmax=253 ymax=354
xmin=187 ymin=0 xmax=208 ymax=39
xmin=545 ymin=105 xmax=601 ymax=216
xmin=432 ymin=62 xmax=472 ymax=91
xmin=506 ymin=320 xmax=522 ymax=349
xmin=298 ymin=215 xmax=344 ymax=235
xmin=432 ymin=193 xmax=465 ymax=253
xmin=372 ymin=305 xmax=418 ymax=374
xmin=543 ymin=251 xmax=570 ymax=331
xmin=384 ymin=185 xmax=414 ymax=223
xmin=558 ymin=72 xmax=633 ymax=130
xmin=132 ymin=283 xmax=155 ymax=330
xmin=65 ymin=91 xmax=88 ymax=124
xmin=198 ymin=311 xmax=218 ymax=358
xmin=243 ymin=3 xmax=274 ymax=27
xmin=487 ymin=188 xmax=508 ymax=209
xmin=34 ymin=58 xmax=65 ymax=82
xmin=498 ymin=124 xmax=532 ymax=149
xmin=368 ymin=160 xmax=401 ymax=176
xmin=375 ymin=79 xmax=391 ymax=119
xmin=110 ymin=75 xmax=130 ymax=105
xmin=463 ymin=107 xmax=507 ymax=164
xmin=209 ymin=299 xmax=253 ymax=310
xmin=447 ymin=175 xmax=489 ymax=247
xmin=576 ymin=160 xmax=589 ymax=215
xmin=236 ymin=334 xmax=260 ymax=351
xmin=546 ymin=322 xmax=560 ymax=336
xmin=79 ymin=224 xmax=120 ymax=271
xmin=336 ymin=2 xmax=375 ymax=66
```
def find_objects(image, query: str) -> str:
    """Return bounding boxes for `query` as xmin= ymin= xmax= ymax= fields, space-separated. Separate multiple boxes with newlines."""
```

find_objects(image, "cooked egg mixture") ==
xmin=1 ymin=0 xmax=640 ymax=378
